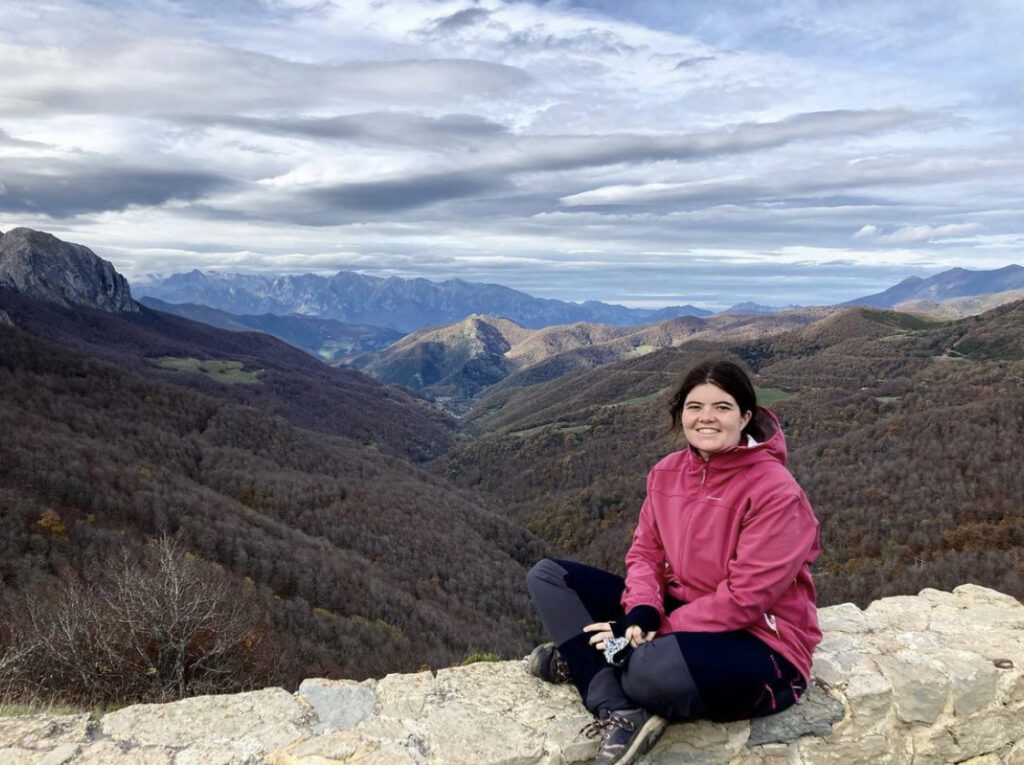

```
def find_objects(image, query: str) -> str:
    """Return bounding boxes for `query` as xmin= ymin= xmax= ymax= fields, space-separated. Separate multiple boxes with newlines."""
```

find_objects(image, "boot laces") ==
xmin=579 ymin=713 xmax=636 ymax=739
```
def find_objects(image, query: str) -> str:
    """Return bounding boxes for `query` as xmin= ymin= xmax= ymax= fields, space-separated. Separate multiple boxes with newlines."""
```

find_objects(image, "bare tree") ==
xmin=105 ymin=536 xmax=269 ymax=699
xmin=0 ymin=536 xmax=279 ymax=705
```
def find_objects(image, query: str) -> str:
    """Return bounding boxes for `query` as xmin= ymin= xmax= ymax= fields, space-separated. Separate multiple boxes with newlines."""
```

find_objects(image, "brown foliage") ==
xmin=444 ymin=304 xmax=1024 ymax=607
xmin=0 ymin=536 xmax=285 ymax=704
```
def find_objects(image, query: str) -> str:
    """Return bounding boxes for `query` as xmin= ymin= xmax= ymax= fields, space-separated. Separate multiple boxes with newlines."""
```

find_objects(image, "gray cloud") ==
xmin=196 ymin=108 xmax=930 ymax=174
xmin=494 ymin=109 xmax=951 ymax=175
xmin=176 ymin=108 xmax=992 ymax=229
xmin=431 ymin=8 xmax=492 ymax=33
xmin=304 ymin=170 xmax=511 ymax=213
xmin=337 ymin=58 xmax=533 ymax=100
xmin=0 ymin=159 xmax=230 ymax=217
xmin=559 ymin=144 xmax=1024 ymax=210
xmin=498 ymin=25 xmax=641 ymax=56
xmin=0 ymin=128 xmax=48 ymax=148
xmin=0 ymin=41 xmax=532 ymax=119
xmin=674 ymin=56 xmax=716 ymax=69
xmin=205 ymin=111 xmax=508 ymax=147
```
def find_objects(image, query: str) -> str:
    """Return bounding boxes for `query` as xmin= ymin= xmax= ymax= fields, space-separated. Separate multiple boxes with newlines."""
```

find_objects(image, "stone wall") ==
xmin=1 ymin=584 xmax=1021 ymax=764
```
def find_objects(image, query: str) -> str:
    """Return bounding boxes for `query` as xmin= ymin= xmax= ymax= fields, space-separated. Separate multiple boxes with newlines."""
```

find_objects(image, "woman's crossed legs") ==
xmin=526 ymin=558 xmax=804 ymax=721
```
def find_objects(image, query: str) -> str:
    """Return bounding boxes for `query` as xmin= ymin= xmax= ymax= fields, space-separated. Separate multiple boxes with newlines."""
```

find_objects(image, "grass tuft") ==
xmin=459 ymin=652 xmax=500 ymax=666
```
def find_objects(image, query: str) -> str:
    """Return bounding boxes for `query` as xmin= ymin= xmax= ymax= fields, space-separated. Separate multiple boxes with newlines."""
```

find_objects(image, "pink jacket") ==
xmin=621 ymin=407 xmax=822 ymax=682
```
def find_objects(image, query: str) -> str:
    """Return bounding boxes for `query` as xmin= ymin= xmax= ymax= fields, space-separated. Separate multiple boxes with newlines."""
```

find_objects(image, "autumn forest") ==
xmin=1 ymin=285 xmax=1022 ymax=708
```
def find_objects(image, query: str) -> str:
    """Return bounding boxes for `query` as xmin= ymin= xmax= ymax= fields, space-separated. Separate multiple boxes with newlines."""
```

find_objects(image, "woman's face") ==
xmin=682 ymin=383 xmax=752 ymax=460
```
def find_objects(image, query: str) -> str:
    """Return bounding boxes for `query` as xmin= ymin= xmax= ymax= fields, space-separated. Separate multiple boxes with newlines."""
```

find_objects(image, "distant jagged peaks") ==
xmin=133 ymin=268 xmax=712 ymax=332
xmin=0 ymin=228 xmax=138 ymax=313
xmin=842 ymin=265 xmax=1024 ymax=308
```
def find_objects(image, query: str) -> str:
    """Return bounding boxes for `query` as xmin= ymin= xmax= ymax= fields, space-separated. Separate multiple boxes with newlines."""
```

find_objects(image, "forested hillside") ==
xmin=442 ymin=304 xmax=1024 ymax=608
xmin=3 ymin=254 xmax=1022 ymax=710
xmin=0 ymin=289 xmax=544 ymax=704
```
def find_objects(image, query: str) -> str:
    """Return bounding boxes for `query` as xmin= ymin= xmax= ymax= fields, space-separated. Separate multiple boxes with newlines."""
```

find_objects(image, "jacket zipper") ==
xmin=680 ymin=464 xmax=708 ymax=578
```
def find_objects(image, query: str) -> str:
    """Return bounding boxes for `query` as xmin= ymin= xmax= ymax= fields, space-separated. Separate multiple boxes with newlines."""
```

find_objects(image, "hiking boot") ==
xmin=580 ymin=708 xmax=667 ymax=765
xmin=526 ymin=642 xmax=570 ymax=684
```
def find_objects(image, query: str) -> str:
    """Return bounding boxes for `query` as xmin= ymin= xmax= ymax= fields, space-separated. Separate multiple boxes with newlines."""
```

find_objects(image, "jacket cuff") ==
xmin=622 ymin=605 xmax=661 ymax=633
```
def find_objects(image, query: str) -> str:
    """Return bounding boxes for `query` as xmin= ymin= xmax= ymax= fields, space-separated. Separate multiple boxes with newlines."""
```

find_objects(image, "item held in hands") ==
xmin=603 ymin=636 xmax=631 ymax=667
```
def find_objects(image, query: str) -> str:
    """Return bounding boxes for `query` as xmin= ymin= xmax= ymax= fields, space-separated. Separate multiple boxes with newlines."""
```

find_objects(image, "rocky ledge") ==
xmin=1 ymin=584 xmax=1022 ymax=764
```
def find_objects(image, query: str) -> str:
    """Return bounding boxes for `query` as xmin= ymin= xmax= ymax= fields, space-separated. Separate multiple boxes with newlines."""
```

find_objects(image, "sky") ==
xmin=1 ymin=0 xmax=1023 ymax=310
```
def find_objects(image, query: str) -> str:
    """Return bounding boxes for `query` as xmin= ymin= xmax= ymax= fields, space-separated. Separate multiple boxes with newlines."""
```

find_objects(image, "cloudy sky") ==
xmin=1 ymin=0 xmax=1023 ymax=309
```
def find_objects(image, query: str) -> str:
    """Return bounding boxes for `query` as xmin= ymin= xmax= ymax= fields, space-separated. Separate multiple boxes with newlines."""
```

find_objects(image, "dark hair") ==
xmin=668 ymin=359 xmax=760 ymax=439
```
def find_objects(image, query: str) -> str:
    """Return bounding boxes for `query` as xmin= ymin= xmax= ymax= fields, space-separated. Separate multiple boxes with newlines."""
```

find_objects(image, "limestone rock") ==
xmin=816 ymin=602 xmax=869 ymax=633
xmin=101 ymin=688 xmax=312 ymax=763
xmin=73 ymin=741 xmax=174 ymax=764
xmin=643 ymin=719 xmax=748 ymax=764
xmin=0 ymin=228 xmax=138 ymax=313
xmin=864 ymin=595 xmax=931 ymax=632
xmin=954 ymin=584 xmax=1024 ymax=608
xmin=0 ymin=714 xmax=90 ymax=750
xmin=747 ymin=685 xmax=845 ymax=746
xmin=298 ymin=679 xmax=376 ymax=734
xmin=842 ymin=667 xmax=894 ymax=723
xmin=3 ymin=585 xmax=1022 ymax=765
xmin=874 ymin=651 xmax=949 ymax=724
xmin=937 ymin=649 xmax=1002 ymax=717
xmin=795 ymin=729 xmax=913 ymax=764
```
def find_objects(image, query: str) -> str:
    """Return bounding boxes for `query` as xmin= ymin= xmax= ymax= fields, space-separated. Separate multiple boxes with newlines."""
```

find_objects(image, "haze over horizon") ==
xmin=2 ymin=0 xmax=1023 ymax=309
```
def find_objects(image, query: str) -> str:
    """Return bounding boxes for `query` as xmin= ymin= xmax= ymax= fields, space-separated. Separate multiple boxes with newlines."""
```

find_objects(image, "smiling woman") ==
xmin=526 ymin=358 xmax=821 ymax=765
xmin=679 ymin=380 xmax=753 ymax=458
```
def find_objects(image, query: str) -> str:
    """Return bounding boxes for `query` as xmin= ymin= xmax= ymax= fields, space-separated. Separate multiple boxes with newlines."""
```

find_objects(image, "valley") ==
xmin=1 ymin=227 xmax=1022 ymax=710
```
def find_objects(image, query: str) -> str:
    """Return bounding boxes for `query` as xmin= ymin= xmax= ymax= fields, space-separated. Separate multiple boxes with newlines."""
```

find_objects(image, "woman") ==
xmin=526 ymin=359 xmax=821 ymax=765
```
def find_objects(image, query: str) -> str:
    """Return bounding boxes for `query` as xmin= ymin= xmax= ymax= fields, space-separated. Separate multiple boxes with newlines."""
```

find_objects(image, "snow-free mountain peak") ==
xmin=0 ymin=228 xmax=137 ymax=313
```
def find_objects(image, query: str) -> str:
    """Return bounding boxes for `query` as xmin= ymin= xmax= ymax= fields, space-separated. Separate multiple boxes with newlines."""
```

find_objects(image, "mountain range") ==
xmin=133 ymin=262 xmax=1024 ymax=331
xmin=842 ymin=264 xmax=1024 ymax=307
xmin=132 ymin=268 xmax=711 ymax=332
xmin=132 ymin=253 xmax=1024 ymax=406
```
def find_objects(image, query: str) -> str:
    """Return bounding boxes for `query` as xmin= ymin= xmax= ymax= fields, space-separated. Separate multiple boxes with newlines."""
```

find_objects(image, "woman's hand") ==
xmin=625 ymin=625 xmax=657 ymax=647
xmin=583 ymin=622 xmax=657 ymax=651
xmin=583 ymin=622 xmax=614 ymax=651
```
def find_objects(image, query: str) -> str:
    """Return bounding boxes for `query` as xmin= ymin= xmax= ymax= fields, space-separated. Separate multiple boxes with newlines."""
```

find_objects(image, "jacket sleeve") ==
xmin=665 ymin=490 xmax=818 ymax=632
xmin=620 ymin=479 xmax=667 ymax=628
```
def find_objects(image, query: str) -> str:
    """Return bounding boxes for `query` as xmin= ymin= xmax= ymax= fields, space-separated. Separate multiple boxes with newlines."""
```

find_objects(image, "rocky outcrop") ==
xmin=2 ymin=584 xmax=1021 ymax=764
xmin=0 ymin=228 xmax=138 ymax=313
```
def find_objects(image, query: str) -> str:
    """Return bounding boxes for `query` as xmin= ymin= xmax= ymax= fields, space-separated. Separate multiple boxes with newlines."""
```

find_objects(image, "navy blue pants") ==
xmin=526 ymin=558 xmax=805 ymax=721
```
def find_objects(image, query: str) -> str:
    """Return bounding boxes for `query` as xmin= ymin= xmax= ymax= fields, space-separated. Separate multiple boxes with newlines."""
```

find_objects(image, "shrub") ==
xmin=0 ymin=536 xmax=285 ymax=705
